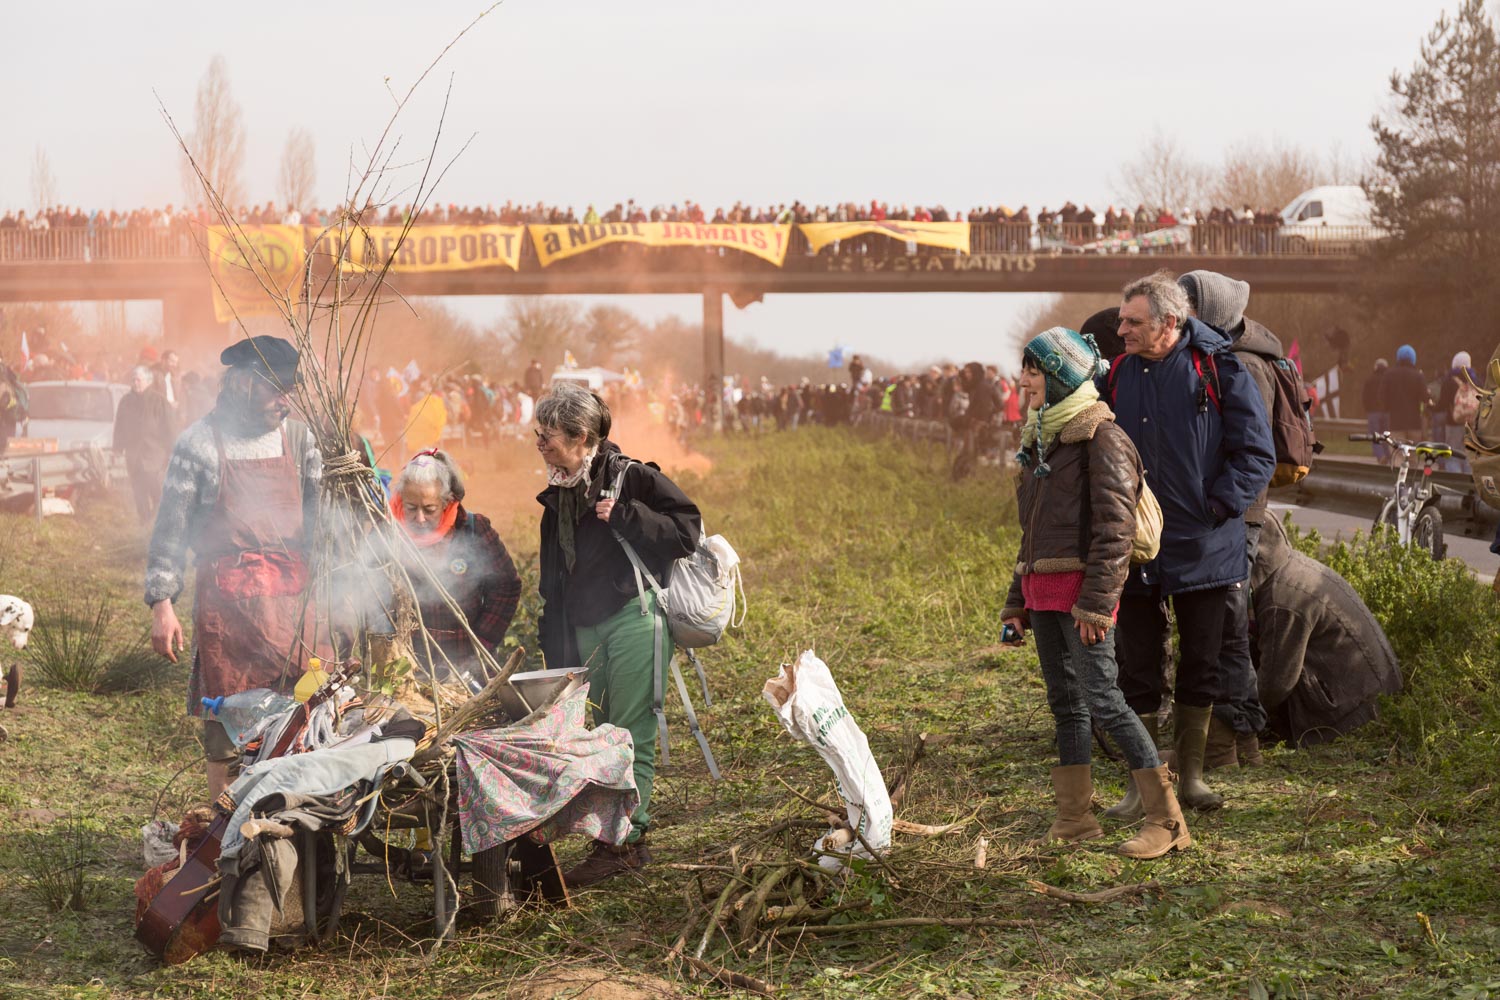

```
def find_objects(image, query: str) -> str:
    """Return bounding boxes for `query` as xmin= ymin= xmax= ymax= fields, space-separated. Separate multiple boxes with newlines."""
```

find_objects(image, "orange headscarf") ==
xmin=390 ymin=494 xmax=459 ymax=547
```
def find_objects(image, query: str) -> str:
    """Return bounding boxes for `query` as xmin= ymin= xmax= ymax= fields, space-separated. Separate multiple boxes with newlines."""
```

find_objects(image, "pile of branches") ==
xmin=657 ymin=733 xmax=1166 ymax=995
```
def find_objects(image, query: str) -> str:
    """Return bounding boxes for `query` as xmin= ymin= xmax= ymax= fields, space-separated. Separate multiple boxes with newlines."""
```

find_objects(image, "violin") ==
xmin=135 ymin=660 xmax=360 ymax=964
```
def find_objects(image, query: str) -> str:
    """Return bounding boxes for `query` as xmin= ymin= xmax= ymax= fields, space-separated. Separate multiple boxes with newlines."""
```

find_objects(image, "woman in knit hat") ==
xmin=1001 ymin=327 xmax=1191 ymax=859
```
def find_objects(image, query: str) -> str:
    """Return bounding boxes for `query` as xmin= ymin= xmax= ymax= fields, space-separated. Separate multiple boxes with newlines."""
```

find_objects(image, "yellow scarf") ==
xmin=1021 ymin=380 xmax=1100 ymax=458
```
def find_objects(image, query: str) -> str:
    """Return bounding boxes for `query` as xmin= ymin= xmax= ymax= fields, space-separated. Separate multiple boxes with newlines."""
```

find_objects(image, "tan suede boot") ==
xmin=1235 ymin=730 xmax=1264 ymax=767
xmin=1047 ymin=765 xmax=1103 ymax=842
xmin=1204 ymin=715 xmax=1239 ymax=770
xmin=1118 ymin=765 xmax=1192 ymax=859
xmin=1174 ymin=705 xmax=1224 ymax=811
xmin=1103 ymin=713 xmax=1159 ymax=822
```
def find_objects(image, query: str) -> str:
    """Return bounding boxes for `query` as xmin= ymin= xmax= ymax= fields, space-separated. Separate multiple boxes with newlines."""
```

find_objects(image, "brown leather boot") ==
xmin=562 ymin=839 xmax=652 ymax=889
xmin=1047 ymin=765 xmax=1103 ymax=842
xmin=1103 ymin=713 xmax=1158 ymax=822
xmin=1174 ymin=705 xmax=1224 ymax=811
xmin=1235 ymin=730 xmax=1264 ymax=767
xmin=1204 ymin=715 xmax=1239 ymax=770
xmin=1118 ymin=765 xmax=1192 ymax=859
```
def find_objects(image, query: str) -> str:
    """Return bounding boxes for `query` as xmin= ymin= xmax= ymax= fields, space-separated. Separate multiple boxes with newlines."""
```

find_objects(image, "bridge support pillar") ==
xmin=702 ymin=288 xmax=724 ymax=432
xmin=161 ymin=286 xmax=230 ymax=364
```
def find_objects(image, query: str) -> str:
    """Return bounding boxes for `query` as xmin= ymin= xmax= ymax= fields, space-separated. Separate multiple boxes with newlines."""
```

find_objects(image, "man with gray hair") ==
xmin=1099 ymin=270 xmax=1274 ymax=814
xmin=113 ymin=364 xmax=177 ymax=522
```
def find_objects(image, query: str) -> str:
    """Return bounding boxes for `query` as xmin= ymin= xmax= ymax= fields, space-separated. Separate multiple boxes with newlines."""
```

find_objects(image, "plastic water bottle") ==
xmin=201 ymin=688 xmax=297 ymax=748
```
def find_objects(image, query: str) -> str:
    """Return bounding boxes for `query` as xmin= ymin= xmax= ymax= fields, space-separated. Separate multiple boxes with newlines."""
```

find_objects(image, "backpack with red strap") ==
xmin=1106 ymin=347 xmax=1318 ymax=487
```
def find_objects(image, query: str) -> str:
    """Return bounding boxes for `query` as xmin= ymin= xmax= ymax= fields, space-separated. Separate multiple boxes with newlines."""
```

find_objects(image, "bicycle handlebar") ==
xmin=1348 ymin=433 xmax=1374 ymax=442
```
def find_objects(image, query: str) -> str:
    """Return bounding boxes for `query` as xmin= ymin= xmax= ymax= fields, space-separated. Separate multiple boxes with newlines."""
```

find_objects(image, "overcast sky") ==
xmin=1 ymin=0 xmax=1462 ymax=369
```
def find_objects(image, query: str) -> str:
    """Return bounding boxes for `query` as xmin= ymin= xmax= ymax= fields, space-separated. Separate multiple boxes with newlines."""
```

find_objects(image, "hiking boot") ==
xmin=1173 ymin=705 xmax=1224 ymax=811
xmin=1047 ymin=765 xmax=1103 ymax=843
xmin=1104 ymin=713 xmax=1159 ymax=822
xmin=1235 ymin=730 xmax=1264 ymax=768
xmin=1117 ymin=765 xmax=1192 ymax=859
xmin=1204 ymin=715 xmax=1239 ymax=770
xmin=562 ymin=839 xmax=651 ymax=889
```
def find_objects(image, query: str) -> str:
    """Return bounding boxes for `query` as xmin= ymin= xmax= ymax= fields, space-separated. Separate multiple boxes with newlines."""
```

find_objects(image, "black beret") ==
xmin=220 ymin=336 xmax=300 ymax=386
xmin=1079 ymin=307 xmax=1126 ymax=362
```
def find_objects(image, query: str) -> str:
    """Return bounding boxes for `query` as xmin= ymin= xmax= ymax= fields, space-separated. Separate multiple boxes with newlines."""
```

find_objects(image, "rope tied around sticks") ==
xmin=323 ymin=450 xmax=374 ymax=479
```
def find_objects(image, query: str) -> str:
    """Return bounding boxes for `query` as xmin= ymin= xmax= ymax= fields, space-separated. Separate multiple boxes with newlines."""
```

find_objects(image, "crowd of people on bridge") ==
xmin=1 ymin=199 xmax=1291 ymax=234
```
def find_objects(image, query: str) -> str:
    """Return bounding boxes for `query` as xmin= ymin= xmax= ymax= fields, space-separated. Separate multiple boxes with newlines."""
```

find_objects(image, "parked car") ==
xmin=20 ymin=380 xmax=129 ymax=450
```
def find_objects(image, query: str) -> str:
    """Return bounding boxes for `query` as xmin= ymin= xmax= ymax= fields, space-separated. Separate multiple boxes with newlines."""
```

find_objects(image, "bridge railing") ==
xmin=0 ymin=221 xmax=1384 ymax=264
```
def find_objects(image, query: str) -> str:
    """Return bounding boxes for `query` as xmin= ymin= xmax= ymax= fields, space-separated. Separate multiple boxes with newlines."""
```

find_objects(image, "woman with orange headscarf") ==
xmin=389 ymin=449 xmax=521 ymax=687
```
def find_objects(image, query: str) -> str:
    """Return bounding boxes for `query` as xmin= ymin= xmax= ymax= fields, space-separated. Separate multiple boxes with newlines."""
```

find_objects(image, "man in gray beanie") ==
xmin=1177 ymin=270 xmax=1279 ymax=768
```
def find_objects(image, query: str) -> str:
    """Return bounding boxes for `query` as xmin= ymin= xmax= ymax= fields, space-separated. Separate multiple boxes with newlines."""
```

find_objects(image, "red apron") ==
xmin=188 ymin=426 xmax=316 ymax=715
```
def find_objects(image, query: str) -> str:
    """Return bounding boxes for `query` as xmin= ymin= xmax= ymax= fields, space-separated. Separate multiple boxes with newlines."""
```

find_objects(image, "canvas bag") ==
xmin=1465 ymin=357 xmax=1500 ymax=510
xmin=1132 ymin=477 xmax=1163 ymax=565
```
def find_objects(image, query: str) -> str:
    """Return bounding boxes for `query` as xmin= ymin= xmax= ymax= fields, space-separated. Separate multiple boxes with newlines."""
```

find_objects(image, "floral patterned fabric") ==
xmin=452 ymin=684 xmax=638 ymax=855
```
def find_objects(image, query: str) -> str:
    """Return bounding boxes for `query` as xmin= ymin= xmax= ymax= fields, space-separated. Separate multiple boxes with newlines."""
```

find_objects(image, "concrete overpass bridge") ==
xmin=0 ymin=221 xmax=1366 ymax=425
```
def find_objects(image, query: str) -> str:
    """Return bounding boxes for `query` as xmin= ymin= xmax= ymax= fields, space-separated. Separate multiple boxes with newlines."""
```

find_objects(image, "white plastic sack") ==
xmin=763 ymin=650 xmax=892 ymax=870
xmin=141 ymin=819 xmax=179 ymax=868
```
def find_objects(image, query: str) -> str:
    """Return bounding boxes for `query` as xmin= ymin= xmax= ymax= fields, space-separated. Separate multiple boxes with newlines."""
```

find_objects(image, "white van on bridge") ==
xmin=1277 ymin=186 xmax=1385 ymax=252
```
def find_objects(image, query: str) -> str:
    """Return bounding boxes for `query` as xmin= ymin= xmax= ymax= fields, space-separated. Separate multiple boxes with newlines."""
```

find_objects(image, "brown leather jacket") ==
xmin=1002 ymin=402 xmax=1142 ymax=628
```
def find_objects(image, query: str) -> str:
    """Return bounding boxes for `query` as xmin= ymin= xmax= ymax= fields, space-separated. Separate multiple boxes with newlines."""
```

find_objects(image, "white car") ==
xmin=20 ymin=380 xmax=129 ymax=450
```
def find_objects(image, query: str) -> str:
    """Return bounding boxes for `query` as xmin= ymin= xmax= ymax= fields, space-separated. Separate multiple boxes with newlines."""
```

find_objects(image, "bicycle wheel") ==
xmin=1372 ymin=499 xmax=1399 ymax=538
xmin=1414 ymin=505 xmax=1447 ymax=561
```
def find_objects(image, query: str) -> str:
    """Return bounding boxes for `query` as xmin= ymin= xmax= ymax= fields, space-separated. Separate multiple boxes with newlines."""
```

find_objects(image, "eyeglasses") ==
xmin=533 ymin=428 xmax=564 ymax=443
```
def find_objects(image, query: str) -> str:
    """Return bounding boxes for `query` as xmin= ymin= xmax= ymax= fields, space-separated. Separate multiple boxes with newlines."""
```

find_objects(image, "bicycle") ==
xmin=1348 ymin=432 xmax=1456 ymax=560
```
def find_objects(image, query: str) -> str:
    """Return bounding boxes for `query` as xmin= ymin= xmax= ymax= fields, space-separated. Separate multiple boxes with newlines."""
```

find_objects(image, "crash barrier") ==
xmin=1 ymin=446 xmax=123 ymax=522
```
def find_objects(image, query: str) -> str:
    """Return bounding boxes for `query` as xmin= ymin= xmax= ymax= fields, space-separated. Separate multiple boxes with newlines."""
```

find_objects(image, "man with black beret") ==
xmin=144 ymin=336 xmax=323 ymax=799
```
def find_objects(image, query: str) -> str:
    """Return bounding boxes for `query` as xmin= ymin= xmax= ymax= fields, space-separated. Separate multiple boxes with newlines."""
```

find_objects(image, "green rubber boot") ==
xmin=1174 ymin=705 xmax=1224 ymax=811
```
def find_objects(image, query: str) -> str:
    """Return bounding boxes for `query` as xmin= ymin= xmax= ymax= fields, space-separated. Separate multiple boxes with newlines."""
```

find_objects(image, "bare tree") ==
xmin=276 ymin=128 xmax=317 ymax=214
xmin=1114 ymin=126 xmax=1210 ymax=212
xmin=580 ymin=304 xmax=641 ymax=367
xmin=29 ymin=146 xmax=57 ymax=213
xmin=1208 ymin=137 xmax=1321 ymax=211
xmin=180 ymin=55 xmax=246 ymax=208
xmin=499 ymin=297 xmax=579 ymax=371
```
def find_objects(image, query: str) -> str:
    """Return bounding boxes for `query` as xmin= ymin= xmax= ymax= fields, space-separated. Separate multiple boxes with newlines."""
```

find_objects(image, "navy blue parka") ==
xmin=1100 ymin=317 xmax=1275 ymax=595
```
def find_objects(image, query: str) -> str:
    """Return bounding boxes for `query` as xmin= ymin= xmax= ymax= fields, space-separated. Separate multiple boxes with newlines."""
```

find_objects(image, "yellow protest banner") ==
xmin=204 ymin=224 xmax=307 ymax=322
xmin=799 ymin=221 xmax=971 ymax=254
xmin=529 ymin=221 xmax=791 ymax=267
xmin=310 ymin=224 xmax=525 ymax=273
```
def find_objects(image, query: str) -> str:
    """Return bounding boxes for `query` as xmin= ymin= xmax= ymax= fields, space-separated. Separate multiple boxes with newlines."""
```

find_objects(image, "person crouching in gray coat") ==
xmin=1250 ymin=517 xmax=1402 ymax=746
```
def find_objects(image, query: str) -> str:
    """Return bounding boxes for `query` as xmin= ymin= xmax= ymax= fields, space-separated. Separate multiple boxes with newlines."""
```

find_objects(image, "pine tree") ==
xmin=1368 ymin=0 xmax=1500 ymax=364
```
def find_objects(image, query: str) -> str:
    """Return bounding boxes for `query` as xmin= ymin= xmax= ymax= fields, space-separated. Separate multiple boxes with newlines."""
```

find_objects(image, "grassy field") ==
xmin=1 ymin=427 xmax=1498 ymax=999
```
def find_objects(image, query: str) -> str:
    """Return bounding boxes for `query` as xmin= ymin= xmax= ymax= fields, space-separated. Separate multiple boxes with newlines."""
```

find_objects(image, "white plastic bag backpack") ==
xmin=662 ymin=532 xmax=745 ymax=648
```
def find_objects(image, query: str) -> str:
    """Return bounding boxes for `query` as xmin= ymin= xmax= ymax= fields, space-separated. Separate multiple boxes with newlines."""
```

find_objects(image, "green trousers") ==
xmin=575 ymin=592 xmax=670 ymax=843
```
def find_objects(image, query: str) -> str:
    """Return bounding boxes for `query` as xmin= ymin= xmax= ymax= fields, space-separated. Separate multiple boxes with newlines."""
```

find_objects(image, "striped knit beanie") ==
xmin=1022 ymin=327 xmax=1105 ymax=404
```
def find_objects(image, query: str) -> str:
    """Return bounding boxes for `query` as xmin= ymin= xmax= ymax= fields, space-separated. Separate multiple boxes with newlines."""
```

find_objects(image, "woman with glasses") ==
xmin=533 ymin=383 xmax=701 ymax=888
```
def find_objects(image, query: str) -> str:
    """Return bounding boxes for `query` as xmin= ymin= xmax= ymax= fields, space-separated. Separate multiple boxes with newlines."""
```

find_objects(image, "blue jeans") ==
xmin=1366 ymin=412 xmax=1390 ymax=462
xmin=1031 ymin=611 xmax=1161 ymax=769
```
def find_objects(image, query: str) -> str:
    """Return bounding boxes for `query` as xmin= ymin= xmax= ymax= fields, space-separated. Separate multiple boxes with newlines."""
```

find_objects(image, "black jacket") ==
xmin=1383 ymin=362 xmax=1430 ymax=433
xmin=537 ymin=441 xmax=701 ymax=669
